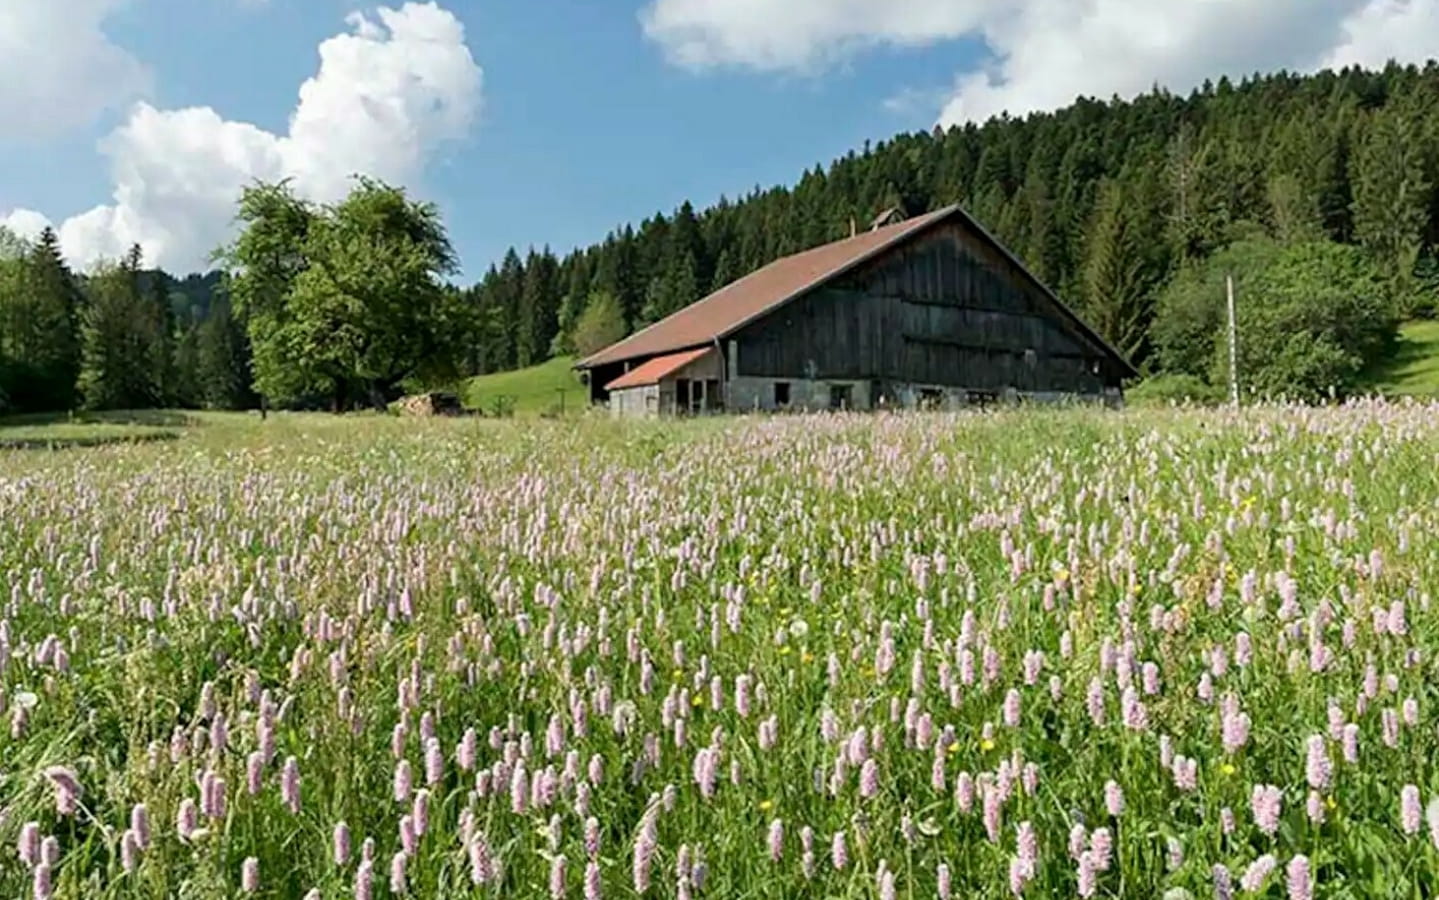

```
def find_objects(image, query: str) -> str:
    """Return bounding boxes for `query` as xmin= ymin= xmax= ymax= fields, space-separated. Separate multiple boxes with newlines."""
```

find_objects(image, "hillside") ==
xmin=461 ymin=355 xmax=586 ymax=415
xmin=1362 ymin=320 xmax=1439 ymax=396
xmin=461 ymin=62 xmax=1439 ymax=402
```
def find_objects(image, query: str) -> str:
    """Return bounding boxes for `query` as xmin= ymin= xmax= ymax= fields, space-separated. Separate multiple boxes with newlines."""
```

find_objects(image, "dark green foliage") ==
xmin=219 ymin=176 xmax=460 ymax=410
xmin=6 ymin=62 xmax=1439 ymax=412
xmin=195 ymin=295 xmax=256 ymax=410
xmin=570 ymin=291 xmax=627 ymax=360
xmin=1156 ymin=238 xmax=1397 ymax=401
xmin=1126 ymin=373 xmax=1226 ymax=406
xmin=461 ymin=62 xmax=1439 ymax=386
xmin=77 ymin=248 xmax=165 ymax=411
xmin=0 ymin=227 xmax=82 ymax=412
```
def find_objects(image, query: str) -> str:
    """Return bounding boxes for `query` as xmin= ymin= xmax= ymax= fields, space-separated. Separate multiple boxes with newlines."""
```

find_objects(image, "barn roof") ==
xmin=603 ymin=347 xmax=713 ymax=391
xmin=575 ymin=204 xmax=1137 ymax=378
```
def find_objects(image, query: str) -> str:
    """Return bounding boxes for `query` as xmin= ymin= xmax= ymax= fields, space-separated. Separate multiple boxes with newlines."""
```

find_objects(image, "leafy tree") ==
xmin=570 ymin=291 xmax=627 ymax=360
xmin=219 ymin=180 xmax=317 ymax=404
xmin=220 ymin=176 xmax=459 ymax=410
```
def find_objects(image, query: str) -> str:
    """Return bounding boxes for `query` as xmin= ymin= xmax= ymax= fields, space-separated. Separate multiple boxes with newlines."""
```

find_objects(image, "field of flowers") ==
xmin=2 ymin=402 xmax=1439 ymax=899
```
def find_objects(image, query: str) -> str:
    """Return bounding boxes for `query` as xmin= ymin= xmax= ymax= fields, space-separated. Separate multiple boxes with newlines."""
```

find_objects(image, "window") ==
xmin=675 ymin=379 xmax=690 ymax=414
xmin=829 ymin=384 xmax=853 ymax=410
xmin=773 ymin=382 xmax=790 ymax=406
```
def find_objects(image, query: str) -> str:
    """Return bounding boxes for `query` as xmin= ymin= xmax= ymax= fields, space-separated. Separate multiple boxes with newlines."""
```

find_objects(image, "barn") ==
xmin=575 ymin=204 xmax=1137 ymax=416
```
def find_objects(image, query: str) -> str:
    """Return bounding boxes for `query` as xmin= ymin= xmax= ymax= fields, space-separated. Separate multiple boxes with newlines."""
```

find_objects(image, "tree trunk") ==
xmin=332 ymin=378 xmax=348 ymax=414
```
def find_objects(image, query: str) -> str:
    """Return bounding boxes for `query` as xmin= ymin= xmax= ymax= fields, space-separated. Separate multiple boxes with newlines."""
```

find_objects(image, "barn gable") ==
xmin=732 ymin=220 xmax=1128 ymax=396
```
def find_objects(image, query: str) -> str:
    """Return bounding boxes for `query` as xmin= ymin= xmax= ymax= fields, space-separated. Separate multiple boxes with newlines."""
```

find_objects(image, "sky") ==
xmin=1 ymin=0 xmax=1436 ymax=279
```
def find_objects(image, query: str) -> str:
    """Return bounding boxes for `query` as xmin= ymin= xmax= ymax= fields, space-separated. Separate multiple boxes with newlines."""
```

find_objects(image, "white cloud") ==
xmin=1 ymin=209 xmax=52 ymax=242
xmin=2 ymin=2 xmax=482 ymax=273
xmin=0 ymin=0 xmax=150 ymax=141
xmin=640 ymin=0 xmax=1439 ymax=127
xmin=1324 ymin=0 xmax=1439 ymax=69
xmin=640 ymin=0 xmax=994 ymax=72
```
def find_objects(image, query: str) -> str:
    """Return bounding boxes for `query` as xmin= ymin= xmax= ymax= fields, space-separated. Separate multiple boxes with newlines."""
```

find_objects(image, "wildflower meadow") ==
xmin=2 ymin=402 xmax=1438 ymax=899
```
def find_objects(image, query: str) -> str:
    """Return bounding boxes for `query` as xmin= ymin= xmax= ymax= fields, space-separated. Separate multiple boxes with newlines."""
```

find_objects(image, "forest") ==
xmin=2 ymin=61 xmax=1436 ymax=413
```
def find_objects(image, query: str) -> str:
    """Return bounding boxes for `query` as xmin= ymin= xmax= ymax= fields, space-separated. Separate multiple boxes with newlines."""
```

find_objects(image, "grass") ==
xmin=0 ymin=409 xmax=193 ymax=449
xmin=459 ymin=355 xmax=587 ymax=416
xmin=1361 ymin=319 xmax=1439 ymax=396
xmin=6 ymin=403 xmax=1439 ymax=897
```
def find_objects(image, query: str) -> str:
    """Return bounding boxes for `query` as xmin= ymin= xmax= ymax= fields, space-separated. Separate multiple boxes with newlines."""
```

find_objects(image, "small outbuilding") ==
xmin=577 ymin=204 xmax=1137 ymax=416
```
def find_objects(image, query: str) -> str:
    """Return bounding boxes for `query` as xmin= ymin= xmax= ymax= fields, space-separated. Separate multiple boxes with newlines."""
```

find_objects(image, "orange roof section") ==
xmin=602 ymin=347 xmax=714 ymax=391
xmin=576 ymin=207 xmax=956 ymax=370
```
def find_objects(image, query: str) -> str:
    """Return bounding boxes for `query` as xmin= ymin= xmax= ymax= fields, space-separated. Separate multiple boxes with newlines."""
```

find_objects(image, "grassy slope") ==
xmin=460 ymin=355 xmax=587 ymax=415
xmin=1362 ymin=319 xmax=1439 ymax=396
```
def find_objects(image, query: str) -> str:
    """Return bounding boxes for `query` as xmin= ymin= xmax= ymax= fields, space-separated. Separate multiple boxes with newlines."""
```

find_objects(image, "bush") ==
xmin=1126 ymin=374 xmax=1226 ymax=406
xmin=1152 ymin=238 xmax=1398 ymax=402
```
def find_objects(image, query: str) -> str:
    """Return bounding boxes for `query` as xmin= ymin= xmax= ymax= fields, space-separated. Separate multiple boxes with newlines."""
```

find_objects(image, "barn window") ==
xmin=829 ymin=384 xmax=853 ymax=410
xmin=773 ymin=382 xmax=791 ymax=406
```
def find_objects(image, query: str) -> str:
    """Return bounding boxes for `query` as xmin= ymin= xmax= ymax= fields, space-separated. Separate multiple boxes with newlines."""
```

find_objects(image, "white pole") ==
xmin=1226 ymin=274 xmax=1239 ymax=407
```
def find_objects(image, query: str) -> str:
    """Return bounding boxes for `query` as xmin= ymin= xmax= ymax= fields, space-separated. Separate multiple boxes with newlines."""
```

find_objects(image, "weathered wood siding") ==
xmin=731 ymin=222 xmax=1123 ymax=395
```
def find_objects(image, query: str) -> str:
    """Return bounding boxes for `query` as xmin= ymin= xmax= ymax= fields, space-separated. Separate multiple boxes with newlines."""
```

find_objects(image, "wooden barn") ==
xmin=575 ymin=204 xmax=1136 ymax=416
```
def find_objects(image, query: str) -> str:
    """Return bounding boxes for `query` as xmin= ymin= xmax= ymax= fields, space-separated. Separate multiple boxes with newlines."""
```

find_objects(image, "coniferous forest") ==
xmin=3 ymin=62 xmax=1439 ymax=413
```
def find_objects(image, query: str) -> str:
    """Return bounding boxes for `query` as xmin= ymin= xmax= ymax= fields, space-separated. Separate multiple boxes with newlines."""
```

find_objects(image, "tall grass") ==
xmin=2 ymin=401 xmax=1438 ymax=898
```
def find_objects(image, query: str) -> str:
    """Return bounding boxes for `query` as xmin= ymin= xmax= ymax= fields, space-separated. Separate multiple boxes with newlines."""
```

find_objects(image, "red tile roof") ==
xmin=603 ymin=347 xmax=713 ymax=391
xmin=577 ymin=207 xmax=956 ymax=370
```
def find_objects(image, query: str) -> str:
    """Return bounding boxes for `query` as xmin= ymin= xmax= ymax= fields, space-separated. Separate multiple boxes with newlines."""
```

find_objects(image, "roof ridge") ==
xmin=575 ymin=204 xmax=958 ymax=371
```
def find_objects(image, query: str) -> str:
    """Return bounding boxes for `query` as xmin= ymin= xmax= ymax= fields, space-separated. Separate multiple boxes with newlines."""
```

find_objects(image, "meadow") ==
xmin=2 ymin=402 xmax=1439 ymax=899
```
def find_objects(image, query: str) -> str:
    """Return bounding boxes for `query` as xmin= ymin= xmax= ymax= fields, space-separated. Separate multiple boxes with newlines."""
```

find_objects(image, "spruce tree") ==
xmin=1352 ymin=104 xmax=1429 ymax=309
xmin=78 ymin=251 xmax=156 ymax=411
xmin=195 ymin=296 xmax=254 ymax=409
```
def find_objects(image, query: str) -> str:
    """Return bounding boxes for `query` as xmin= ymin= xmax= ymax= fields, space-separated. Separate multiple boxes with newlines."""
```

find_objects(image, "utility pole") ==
xmin=1226 ymin=274 xmax=1239 ymax=407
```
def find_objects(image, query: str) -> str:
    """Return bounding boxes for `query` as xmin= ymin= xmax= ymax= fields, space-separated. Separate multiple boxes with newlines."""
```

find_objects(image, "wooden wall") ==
xmin=732 ymin=222 xmax=1124 ymax=395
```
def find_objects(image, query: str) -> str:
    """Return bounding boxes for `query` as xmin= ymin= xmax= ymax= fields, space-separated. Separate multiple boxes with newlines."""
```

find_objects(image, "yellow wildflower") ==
xmin=980 ymin=738 xmax=996 ymax=752
xmin=758 ymin=799 xmax=774 ymax=812
xmin=691 ymin=694 xmax=703 ymax=708
xmin=1220 ymin=763 xmax=1236 ymax=776
xmin=946 ymin=742 xmax=960 ymax=755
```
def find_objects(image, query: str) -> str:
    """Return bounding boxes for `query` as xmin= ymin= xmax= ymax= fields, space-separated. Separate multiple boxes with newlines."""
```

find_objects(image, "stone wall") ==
xmin=728 ymin=377 xmax=872 ymax=412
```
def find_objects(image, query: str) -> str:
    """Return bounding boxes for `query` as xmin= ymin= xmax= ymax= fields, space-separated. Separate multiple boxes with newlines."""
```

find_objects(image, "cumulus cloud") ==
xmin=640 ymin=0 xmax=1439 ymax=127
xmin=1 ymin=209 xmax=52 ymax=242
xmin=2 ymin=2 xmax=481 ymax=273
xmin=1324 ymin=0 xmax=1439 ymax=69
xmin=0 ymin=0 xmax=150 ymax=141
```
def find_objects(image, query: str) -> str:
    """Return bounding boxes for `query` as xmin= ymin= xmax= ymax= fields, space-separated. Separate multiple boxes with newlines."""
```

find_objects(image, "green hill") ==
xmin=461 ymin=356 xmax=587 ymax=415
xmin=1362 ymin=320 xmax=1439 ymax=397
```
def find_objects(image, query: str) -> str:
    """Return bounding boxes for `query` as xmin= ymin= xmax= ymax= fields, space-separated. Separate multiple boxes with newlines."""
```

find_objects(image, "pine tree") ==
xmin=1082 ymin=178 xmax=1151 ymax=360
xmin=516 ymin=248 xmax=559 ymax=367
xmin=78 ymin=250 xmax=158 ymax=411
xmin=1352 ymin=104 xmax=1430 ymax=307
xmin=0 ymin=226 xmax=82 ymax=411
xmin=195 ymin=296 xmax=254 ymax=409
xmin=492 ymin=250 xmax=524 ymax=370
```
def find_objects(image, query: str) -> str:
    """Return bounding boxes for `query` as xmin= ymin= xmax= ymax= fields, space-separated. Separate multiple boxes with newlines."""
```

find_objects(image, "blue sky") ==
xmin=0 ymin=0 xmax=1431 ymax=277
